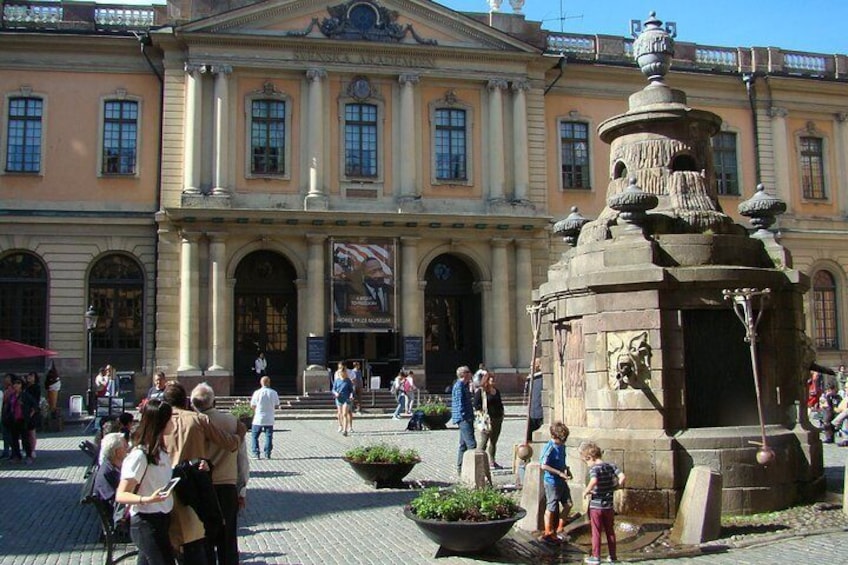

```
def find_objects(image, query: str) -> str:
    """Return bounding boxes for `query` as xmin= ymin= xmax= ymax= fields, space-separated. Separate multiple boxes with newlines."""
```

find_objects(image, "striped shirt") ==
xmin=587 ymin=462 xmax=621 ymax=510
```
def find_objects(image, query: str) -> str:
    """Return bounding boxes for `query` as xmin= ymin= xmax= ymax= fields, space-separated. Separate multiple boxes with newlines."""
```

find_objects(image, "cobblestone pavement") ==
xmin=0 ymin=416 xmax=846 ymax=564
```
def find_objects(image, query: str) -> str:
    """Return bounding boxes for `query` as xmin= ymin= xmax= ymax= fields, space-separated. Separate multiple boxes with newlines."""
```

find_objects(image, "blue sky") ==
xmin=439 ymin=0 xmax=847 ymax=55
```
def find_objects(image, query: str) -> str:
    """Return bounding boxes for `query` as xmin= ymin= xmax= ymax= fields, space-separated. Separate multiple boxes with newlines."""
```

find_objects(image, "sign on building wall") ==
xmin=331 ymin=240 xmax=396 ymax=331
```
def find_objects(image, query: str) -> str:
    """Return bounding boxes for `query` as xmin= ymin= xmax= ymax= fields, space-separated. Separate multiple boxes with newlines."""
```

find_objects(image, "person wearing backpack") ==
xmin=390 ymin=372 xmax=405 ymax=420
xmin=403 ymin=371 xmax=417 ymax=414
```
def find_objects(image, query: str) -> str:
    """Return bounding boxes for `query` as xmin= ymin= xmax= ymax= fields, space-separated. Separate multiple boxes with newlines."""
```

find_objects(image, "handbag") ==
xmin=474 ymin=390 xmax=491 ymax=434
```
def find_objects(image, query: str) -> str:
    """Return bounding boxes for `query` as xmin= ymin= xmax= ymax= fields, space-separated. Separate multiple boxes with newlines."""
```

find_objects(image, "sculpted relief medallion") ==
xmin=606 ymin=330 xmax=652 ymax=390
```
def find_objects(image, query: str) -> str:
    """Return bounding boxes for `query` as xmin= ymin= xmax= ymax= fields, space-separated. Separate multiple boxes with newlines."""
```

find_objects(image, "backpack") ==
xmin=402 ymin=379 xmax=412 ymax=393
xmin=406 ymin=410 xmax=424 ymax=431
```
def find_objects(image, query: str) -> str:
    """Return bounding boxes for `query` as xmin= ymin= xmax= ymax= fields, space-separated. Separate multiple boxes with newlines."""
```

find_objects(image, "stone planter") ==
xmin=343 ymin=457 xmax=420 ymax=488
xmin=421 ymin=411 xmax=451 ymax=430
xmin=403 ymin=507 xmax=526 ymax=553
xmin=238 ymin=416 xmax=253 ymax=429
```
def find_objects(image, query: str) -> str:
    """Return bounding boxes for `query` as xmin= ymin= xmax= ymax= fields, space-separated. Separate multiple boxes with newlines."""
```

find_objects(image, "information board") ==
xmin=403 ymin=336 xmax=423 ymax=366
xmin=307 ymin=336 xmax=326 ymax=366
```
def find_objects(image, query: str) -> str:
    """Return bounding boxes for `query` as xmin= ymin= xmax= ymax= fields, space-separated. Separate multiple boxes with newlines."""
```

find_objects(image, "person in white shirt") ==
xmin=249 ymin=376 xmax=279 ymax=459
xmin=254 ymin=353 xmax=268 ymax=377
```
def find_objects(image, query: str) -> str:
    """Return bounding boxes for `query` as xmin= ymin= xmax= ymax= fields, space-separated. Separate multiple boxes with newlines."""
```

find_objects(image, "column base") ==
xmin=304 ymin=193 xmax=329 ymax=211
xmin=211 ymin=187 xmax=231 ymax=197
xmin=182 ymin=186 xmax=201 ymax=195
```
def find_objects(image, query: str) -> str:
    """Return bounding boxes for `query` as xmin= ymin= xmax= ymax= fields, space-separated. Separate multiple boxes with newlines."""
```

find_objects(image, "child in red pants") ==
xmin=580 ymin=441 xmax=626 ymax=564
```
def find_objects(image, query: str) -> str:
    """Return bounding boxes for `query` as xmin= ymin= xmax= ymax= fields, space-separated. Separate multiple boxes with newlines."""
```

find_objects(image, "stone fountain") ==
xmin=535 ymin=12 xmax=823 ymax=517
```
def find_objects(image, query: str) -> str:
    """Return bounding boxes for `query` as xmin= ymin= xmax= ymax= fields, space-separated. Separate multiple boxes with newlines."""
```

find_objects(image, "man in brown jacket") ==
xmin=163 ymin=382 xmax=245 ymax=564
xmin=190 ymin=382 xmax=249 ymax=565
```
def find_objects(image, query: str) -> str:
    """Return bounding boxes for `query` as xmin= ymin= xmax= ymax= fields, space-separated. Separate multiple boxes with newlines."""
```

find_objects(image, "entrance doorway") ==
xmin=233 ymin=251 xmax=297 ymax=395
xmin=424 ymin=254 xmax=482 ymax=393
xmin=328 ymin=332 xmax=400 ymax=390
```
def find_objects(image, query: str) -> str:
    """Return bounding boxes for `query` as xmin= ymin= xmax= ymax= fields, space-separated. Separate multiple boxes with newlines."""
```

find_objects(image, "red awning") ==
xmin=0 ymin=339 xmax=57 ymax=361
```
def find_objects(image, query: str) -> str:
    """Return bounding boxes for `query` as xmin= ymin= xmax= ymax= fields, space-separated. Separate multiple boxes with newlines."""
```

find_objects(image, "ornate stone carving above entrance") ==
xmin=319 ymin=0 xmax=437 ymax=45
xmin=606 ymin=330 xmax=652 ymax=390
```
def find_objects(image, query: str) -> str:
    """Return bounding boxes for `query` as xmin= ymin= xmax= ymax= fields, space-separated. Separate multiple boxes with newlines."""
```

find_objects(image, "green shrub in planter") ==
xmin=229 ymin=399 xmax=255 ymax=420
xmin=409 ymin=486 xmax=520 ymax=522
xmin=417 ymin=397 xmax=450 ymax=416
xmin=343 ymin=443 xmax=420 ymax=464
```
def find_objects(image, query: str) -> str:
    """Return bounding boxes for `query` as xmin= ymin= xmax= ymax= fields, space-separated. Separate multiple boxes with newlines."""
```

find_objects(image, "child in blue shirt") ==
xmin=539 ymin=421 xmax=574 ymax=543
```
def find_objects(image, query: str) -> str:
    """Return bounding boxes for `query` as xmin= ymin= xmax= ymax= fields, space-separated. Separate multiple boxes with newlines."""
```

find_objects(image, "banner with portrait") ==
xmin=331 ymin=240 xmax=397 ymax=331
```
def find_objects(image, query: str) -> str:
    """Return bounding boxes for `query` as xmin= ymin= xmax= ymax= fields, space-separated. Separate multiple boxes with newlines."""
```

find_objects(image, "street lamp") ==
xmin=84 ymin=305 xmax=99 ymax=415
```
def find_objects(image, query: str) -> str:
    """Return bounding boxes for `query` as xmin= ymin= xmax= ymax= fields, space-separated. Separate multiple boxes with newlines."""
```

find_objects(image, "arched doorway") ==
xmin=233 ymin=250 xmax=297 ymax=394
xmin=424 ymin=254 xmax=482 ymax=392
xmin=0 ymin=251 xmax=48 ymax=347
xmin=89 ymin=254 xmax=144 ymax=373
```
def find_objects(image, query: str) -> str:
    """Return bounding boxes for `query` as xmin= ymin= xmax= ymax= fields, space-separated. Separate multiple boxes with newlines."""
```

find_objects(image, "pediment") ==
xmin=176 ymin=0 xmax=538 ymax=52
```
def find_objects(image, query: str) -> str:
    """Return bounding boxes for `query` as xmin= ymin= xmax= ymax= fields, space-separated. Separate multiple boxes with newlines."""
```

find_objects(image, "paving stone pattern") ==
xmin=0 ymin=417 xmax=846 ymax=564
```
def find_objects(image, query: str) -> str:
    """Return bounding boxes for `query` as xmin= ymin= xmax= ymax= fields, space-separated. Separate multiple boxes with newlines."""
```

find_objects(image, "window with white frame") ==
xmin=800 ymin=136 xmax=826 ymax=199
xmin=813 ymin=270 xmax=839 ymax=349
xmin=434 ymin=108 xmax=467 ymax=181
xmin=712 ymin=131 xmax=739 ymax=196
xmin=250 ymin=99 xmax=286 ymax=175
xmin=102 ymin=100 xmax=138 ymax=175
xmin=344 ymin=103 xmax=378 ymax=178
xmin=560 ymin=121 xmax=589 ymax=189
xmin=6 ymin=97 xmax=43 ymax=173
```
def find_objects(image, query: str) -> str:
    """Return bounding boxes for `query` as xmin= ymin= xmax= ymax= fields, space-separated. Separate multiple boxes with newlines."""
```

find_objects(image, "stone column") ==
xmin=207 ymin=233 xmax=227 ymax=373
xmin=478 ymin=280 xmax=494 ymax=365
xmin=183 ymin=64 xmax=204 ymax=195
xmin=512 ymin=80 xmax=530 ymax=202
xmin=487 ymin=79 xmax=508 ymax=201
xmin=211 ymin=65 xmax=232 ymax=196
xmin=306 ymin=234 xmax=326 ymax=337
xmin=834 ymin=112 xmax=848 ymax=216
xmin=490 ymin=238 xmax=511 ymax=367
xmin=514 ymin=239 xmax=533 ymax=371
xmin=178 ymin=232 xmax=200 ymax=372
xmin=398 ymin=74 xmax=419 ymax=198
xmin=295 ymin=278 xmax=307 ymax=381
xmin=305 ymin=69 xmax=328 ymax=209
xmin=400 ymin=237 xmax=422 ymax=337
xmin=768 ymin=107 xmax=791 ymax=211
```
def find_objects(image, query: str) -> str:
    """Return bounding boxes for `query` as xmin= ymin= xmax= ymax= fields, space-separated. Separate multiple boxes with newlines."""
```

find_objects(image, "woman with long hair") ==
xmin=115 ymin=400 xmax=176 ymax=564
xmin=473 ymin=371 xmax=506 ymax=469
xmin=333 ymin=362 xmax=354 ymax=436
xmin=24 ymin=372 xmax=41 ymax=458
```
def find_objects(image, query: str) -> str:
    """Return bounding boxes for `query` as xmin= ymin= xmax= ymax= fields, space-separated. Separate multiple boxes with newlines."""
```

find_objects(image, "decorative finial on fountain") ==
xmin=608 ymin=177 xmax=658 ymax=234
xmin=553 ymin=206 xmax=590 ymax=247
xmin=631 ymin=11 xmax=677 ymax=86
xmin=738 ymin=183 xmax=787 ymax=238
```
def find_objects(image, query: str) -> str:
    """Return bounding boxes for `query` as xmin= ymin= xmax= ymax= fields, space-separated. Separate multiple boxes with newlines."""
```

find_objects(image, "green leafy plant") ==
xmin=417 ymin=397 xmax=450 ymax=416
xmin=409 ymin=487 xmax=520 ymax=522
xmin=229 ymin=399 xmax=254 ymax=420
xmin=343 ymin=443 xmax=420 ymax=464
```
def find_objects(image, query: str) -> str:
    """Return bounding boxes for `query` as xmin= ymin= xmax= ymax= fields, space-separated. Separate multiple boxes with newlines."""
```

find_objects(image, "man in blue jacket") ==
xmin=450 ymin=366 xmax=476 ymax=475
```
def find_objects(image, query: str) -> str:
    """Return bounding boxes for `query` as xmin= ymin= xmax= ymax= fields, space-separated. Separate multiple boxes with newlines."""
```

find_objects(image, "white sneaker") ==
xmin=337 ymin=426 xmax=342 ymax=433
xmin=584 ymin=557 xmax=600 ymax=565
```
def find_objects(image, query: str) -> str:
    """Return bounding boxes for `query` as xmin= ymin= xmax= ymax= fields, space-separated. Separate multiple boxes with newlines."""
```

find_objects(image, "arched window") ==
xmin=0 ymin=252 xmax=47 ymax=346
xmin=813 ymin=270 xmax=839 ymax=349
xmin=89 ymin=254 xmax=143 ymax=369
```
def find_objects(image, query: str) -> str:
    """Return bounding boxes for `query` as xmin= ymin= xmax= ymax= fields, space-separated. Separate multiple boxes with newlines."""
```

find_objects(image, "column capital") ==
xmin=206 ymin=231 xmax=228 ymax=244
xmin=210 ymin=64 xmax=232 ymax=75
xmin=399 ymin=73 xmax=420 ymax=86
xmin=306 ymin=233 xmax=328 ymax=244
xmin=184 ymin=62 xmax=208 ymax=74
xmin=768 ymin=106 xmax=788 ymax=118
xmin=179 ymin=230 xmax=202 ymax=243
xmin=511 ymin=79 xmax=531 ymax=92
xmin=400 ymin=236 xmax=421 ymax=246
xmin=306 ymin=68 xmax=327 ymax=82
xmin=487 ymin=79 xmax=508 ymax=92
xmin=836 ymin=112 xmax=848 ymax=123
xmin=515 ymin=238 xmax=535 ymax=249
xmin=491 ymin=237 xmax=511 ymax=248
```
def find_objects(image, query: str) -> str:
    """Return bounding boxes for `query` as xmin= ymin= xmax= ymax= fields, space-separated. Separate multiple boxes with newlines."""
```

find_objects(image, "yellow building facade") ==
xmin=1 ymin=1 xmax=846 ymax=398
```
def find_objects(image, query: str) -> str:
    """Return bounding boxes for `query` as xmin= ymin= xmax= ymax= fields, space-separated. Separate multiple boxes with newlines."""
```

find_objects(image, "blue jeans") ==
xmin=456 ymin=419 xmax=477 ymax=470
xmin=392 ymin=395 xmax=404 ymax=418
xmin=252 ymin=425 xmax=274 ymax=457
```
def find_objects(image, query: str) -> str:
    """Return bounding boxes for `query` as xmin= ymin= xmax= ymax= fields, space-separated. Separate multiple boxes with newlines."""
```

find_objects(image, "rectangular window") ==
xmin=251 ymin=99 xmax=286 ymax=175
xmin=560 ymin=121 xmax=589 ymax=189
xmin=6 ymin=97 xmax=43 ymax=173
xmin=800 ymin=136 xmax=826 ymax=199
xmin=712 ymin=132 xmax=739 ymax=196
xmin=434 ymin=108 xmax=467 ymax=180
xmin=344 ymin=103 xmax=377 ymax=177
xmin=102 ymin=100 xmax=138 ymax=175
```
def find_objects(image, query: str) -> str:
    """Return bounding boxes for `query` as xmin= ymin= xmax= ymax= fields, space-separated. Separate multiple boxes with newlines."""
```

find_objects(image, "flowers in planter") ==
xmin=229 ymin=399 xmax=255 ymax=420
xmin=417 ymin=397 xmax=450 ymax=416
xmin=409 ymin=486 xmax=520 ymax=522
xmin=343 ymin=443 xmax=420 ymax=464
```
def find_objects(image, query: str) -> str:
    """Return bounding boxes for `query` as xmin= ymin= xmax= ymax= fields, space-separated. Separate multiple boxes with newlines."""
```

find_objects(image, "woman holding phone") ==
xmin=115 ymin=399 xmax=176 ymax=564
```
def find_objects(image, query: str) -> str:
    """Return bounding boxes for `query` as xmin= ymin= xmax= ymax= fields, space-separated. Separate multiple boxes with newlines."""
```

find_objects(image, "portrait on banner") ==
xmin=331 ymin=240 xmax=396 ymax=330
